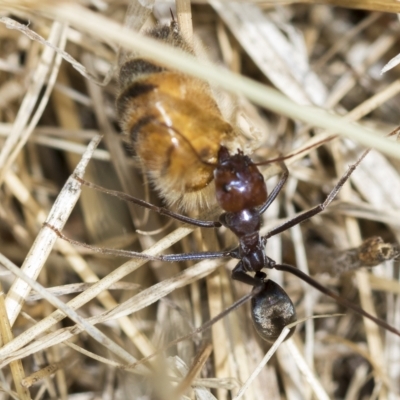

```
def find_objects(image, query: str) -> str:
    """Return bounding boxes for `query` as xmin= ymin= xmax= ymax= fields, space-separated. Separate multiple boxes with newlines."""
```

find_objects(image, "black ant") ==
xmin=47 ymin=139 xmax=400 ymax=344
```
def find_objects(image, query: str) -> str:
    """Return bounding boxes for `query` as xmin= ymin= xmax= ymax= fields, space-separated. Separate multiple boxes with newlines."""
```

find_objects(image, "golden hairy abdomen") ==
xmin=117 ymin=70 xmax=235 ymax=211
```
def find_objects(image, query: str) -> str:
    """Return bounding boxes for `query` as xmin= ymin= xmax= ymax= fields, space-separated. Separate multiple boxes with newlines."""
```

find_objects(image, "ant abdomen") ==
xmin=251 ymin=280 xmax=297 ymax=343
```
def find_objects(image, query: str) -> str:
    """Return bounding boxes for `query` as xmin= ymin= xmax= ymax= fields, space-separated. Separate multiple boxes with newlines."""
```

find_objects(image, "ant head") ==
xmin=214 ymin=147 xmax=267 ymax=213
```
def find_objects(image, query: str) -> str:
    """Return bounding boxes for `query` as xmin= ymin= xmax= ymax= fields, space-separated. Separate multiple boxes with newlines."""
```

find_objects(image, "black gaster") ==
xmin=251 ymin=279 xmax=297 ymax=343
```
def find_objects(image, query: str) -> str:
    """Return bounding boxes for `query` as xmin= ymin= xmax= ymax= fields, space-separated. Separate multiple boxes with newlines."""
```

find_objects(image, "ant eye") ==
xmin=223 ymin=184 xmax=230 ymax=192
xmin=258 ymin=174 xmax=263 ymax=181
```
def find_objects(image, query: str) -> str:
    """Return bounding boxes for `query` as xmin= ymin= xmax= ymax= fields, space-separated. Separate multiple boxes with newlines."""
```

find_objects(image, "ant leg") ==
xmin=258 ymin=162 xmax=289 ymax=215
xmin=46 ymin=223 xmax=232 ymax=261
xmin=231 ymin=261 xmax=264 ymax=287
xmin=75 ymin=176 xmax=221 ymax=228
xmin=275 ymin=263 xmax=400 ymax=338
xmin=264 ymin=149 xmax=369 ymax=239
xmin=161 ymin=250 xmax=231 ymax=262
xmin=126 ymin=290 xmax=257 ymax=370
xmin=258 ymin=135 xmax=341 ymax=216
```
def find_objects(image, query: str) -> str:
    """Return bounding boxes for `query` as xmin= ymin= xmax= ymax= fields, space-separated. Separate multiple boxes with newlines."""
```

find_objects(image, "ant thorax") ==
xmin=214 ymin=146 xmax=269 ymax=274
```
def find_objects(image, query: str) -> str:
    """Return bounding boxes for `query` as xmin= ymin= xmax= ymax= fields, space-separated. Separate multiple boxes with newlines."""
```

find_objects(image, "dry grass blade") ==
xmin=172 ymin=343 xmax=213 ymax=397
xmin=0 ymin=251 xmax=141 ymax=367
xmin=4 ymin=135 xmax=101 ymax=325
xmin=20 ymin=355 xmax=77 ymax=389
xmin=41 ymin=3 xmax=400 ymax=159
xmin=0 ymin=289 xmax=31 ymax=400
xmin=0 ymin=19 xmax=65 ymax=184
xmin=220 ymin=0 xmax=400 ymax=13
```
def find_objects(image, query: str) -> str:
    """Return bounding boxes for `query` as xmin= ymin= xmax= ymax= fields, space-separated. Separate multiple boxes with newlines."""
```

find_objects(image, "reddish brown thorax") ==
xmin=214 ymin=147 xmax=268 ymax=213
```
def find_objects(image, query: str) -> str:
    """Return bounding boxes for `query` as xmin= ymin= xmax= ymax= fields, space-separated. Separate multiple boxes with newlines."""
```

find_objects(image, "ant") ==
xmin=48 ymin=139 xmax=400 ymax=343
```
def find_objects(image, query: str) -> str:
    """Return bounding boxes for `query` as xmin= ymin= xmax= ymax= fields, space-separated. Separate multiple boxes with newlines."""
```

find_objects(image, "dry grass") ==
xmin=0 ymin=1 xmax=400 ymax=399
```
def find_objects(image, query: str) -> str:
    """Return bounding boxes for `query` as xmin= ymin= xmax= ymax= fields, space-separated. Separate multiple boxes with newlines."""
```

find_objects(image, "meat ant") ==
xmin=47 ymin=137 xmax=400 ymax=344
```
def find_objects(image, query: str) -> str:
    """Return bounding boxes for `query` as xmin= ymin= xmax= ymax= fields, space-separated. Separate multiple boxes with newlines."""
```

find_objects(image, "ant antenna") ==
xmin=257 ymin=123 xmax=400 ymax=166
xmin=254 ymin=135 xmax=336 ymax=166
